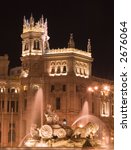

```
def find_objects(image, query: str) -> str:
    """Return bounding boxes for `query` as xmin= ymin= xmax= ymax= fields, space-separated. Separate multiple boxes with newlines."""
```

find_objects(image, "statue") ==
xmin=44 ymin=104 xmax=59 ymax=124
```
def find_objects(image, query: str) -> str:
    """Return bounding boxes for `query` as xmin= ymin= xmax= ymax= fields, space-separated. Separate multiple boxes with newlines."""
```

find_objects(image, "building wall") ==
xmin=0 ymin=15 xmax=114 ymax=147
xmin=0 ymin=66 xmax=114 ymax=147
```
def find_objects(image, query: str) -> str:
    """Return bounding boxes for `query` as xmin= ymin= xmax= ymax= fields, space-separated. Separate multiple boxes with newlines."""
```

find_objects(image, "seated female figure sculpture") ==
xmin=45 ymin=104 xmax=59 ymax=124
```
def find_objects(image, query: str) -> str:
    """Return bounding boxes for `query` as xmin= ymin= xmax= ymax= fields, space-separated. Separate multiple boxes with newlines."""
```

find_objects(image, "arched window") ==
xmin=0 ymin=88 xmax=4 ymax=93
xmin=51 ymin=67 xmax=55 ymax=74
xmin=84 ymin=69 xmax=87 ymax=75
xmin=80 ymin=68 xmax=83 ymax=75
xmin=62 ymin=85 xmax=66 ymax=92
xmin=33 ymin=41 xmax=36 ymax=49
xmin=24 ymin=43 xmax=28 ymax=51
xmin=51 ymin=85 xmax=55 ymax=92
xmin=63 ymin=66 xmax=66 ymax=73
xmin=56 ymin=97 xmax=61 ymax=110
xmin=76 ymin=67 xmax=79 ymax=74
xmin=57 ymin=66 xmax=61 ymax=74
xmin=102 ymin=103 xmax=106 ymax=115
xmin=0 ymin=100 xmax=4 ymax=111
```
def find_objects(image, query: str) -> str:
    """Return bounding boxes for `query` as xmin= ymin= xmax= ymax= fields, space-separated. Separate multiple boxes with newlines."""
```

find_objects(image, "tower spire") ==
xmin=68 ymin=33 xmax=75 ymax=48
xmin=23 ymin=16 xmax=26 ymax=25
xmin=41 ymin=14 xmax=44 ymax=24
xmin=87 ymin=38 xmax=91 ymax=52
xmin=45 ymin=18 xmax=48 ymax=35
xmin=30 ymin=13 xmax=34 ymax=27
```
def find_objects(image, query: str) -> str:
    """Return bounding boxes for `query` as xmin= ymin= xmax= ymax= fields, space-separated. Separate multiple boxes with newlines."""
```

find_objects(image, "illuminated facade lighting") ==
xmin=0 ymin=15 xmax=114 ymax=147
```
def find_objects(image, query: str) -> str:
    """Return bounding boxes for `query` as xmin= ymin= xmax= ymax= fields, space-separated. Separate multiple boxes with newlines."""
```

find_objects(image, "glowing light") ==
xmin=23 ymin=86 xmax=28 ymax=91
xmin=94 ymin=86 xmax=98 ymax=90
xmin=88 ymin=87 xmax=94 ymax=92
xmin=1 ymin=88 xmax=4 ymax=93
xmin=111 ymin=137 xmax=114 ymax=140
xmin=49 ymin=72 xmax=67 ymax=77
xmin=33 ymin=84 xmax=40 ymax=90
xmin=22 ymin=50 xmax=43 ymax=57
xmin=46 ymin=48 xmax=92 ymax=57
xmin=103 ymin=85 xmax=110 ymax=91
xmin=76 ymin=73 xmax=89 ymax=78
xmin=15 ymin=89 xmax=18 ymax=93
xmin=101 ymin=114 xmax=109 ymax=117
xmin=79 ymin=124 xmax=83 ymax=128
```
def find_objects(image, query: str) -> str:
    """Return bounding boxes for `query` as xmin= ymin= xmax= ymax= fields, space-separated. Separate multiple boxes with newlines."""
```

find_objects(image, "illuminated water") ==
xmin=17 ymin=92 xmax=113 ymax=149
xmin=72 ymin=101 xmax=110 ymax=145
xmin=31 ymin=88 xmax=44 ymax=126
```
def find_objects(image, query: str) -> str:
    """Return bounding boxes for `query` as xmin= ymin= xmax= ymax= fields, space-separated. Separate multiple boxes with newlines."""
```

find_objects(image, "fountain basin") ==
xmin=0 ymin=147 xmax=114 ymax=150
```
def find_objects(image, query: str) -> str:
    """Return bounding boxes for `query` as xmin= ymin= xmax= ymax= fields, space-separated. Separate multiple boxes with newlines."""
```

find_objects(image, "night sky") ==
xmin=0 ymin=0 xmax=114 ymax=80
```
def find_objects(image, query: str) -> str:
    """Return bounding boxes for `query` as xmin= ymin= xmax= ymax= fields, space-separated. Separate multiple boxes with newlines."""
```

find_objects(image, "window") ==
xmin=24 ymin=98 xmax=27 ymax=111
xmin=7 ymin=101 xmax=10 ymax=112
xmin=76 ymin=85 xmax=79 ymax=92
xmin=112 ymin=104 xmax=114 ymax=116
xmin=63 ymin=66 xmax=66 ymax=73
xmin=51 ymin=67 xmax=55 ymax=74
xmin=11 ymin=101 xmax=15 ymax=112
xmin=76 ymin=67 xmax=79 ymax=74
xmin=80 ymin=68 xmax=83 ymax=75
xmin=10 ymin=89 xmax=15 ymax=93
xmin=57 ymin=66 xmax=61 ymax=74
xmin=33 ymin=41 xmax=36 ymax=49
xmin=92 ymin=102 xmax=94 ymax=114
xmin=102 ymin=103 xmax=106 ymax=115
xmin=0 ymin=88 xmax=4 ymax=93
xmin=0 ymin=100 xmax=4 ymax=111
xmin=24 ymin=43 xmax=28 ymax=51
xmin=63 ymin=85 xmax=66 ymax=92
xmin=8 ymin=88 xmax=17 ymax=93
xmin=16 ymin=101 xmax=18 ymax=112
xmin=8 ymin=130 xmax=16 ymax=143
xmin=84 ymin=69 xmax=87 ymax=75
xmin=7 ymin=100 xmax=19 ymax=113
xmin=56 ymin=97 xmax=61 ymax=110
xmin=51 ymin=85 xmax=55 ymax=92
xmin=33 ymin=40 xmax=40 ymax=50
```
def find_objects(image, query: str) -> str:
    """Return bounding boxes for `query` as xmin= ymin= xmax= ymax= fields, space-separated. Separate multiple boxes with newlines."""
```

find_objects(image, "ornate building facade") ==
xmin=0 ymin=15 xmax=114 ymax=147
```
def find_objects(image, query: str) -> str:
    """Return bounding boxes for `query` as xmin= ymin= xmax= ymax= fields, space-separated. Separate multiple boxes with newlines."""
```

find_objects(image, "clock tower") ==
xmin=20 ymin=14 xmax=50 ymax=78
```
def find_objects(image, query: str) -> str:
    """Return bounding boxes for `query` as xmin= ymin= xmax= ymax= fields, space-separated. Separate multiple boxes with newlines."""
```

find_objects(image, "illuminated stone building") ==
xmin=0 ymin=15 xmax=114 ymax=147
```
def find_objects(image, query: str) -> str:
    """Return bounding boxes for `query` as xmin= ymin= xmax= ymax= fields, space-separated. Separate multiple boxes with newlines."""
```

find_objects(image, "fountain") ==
xmin=31 ymin=88 xmax=44 ymax=127
xmin=16 ymin=88 xmax=113 ymax=150
xmin=71 ymin=101 xmax=111 ymax=147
